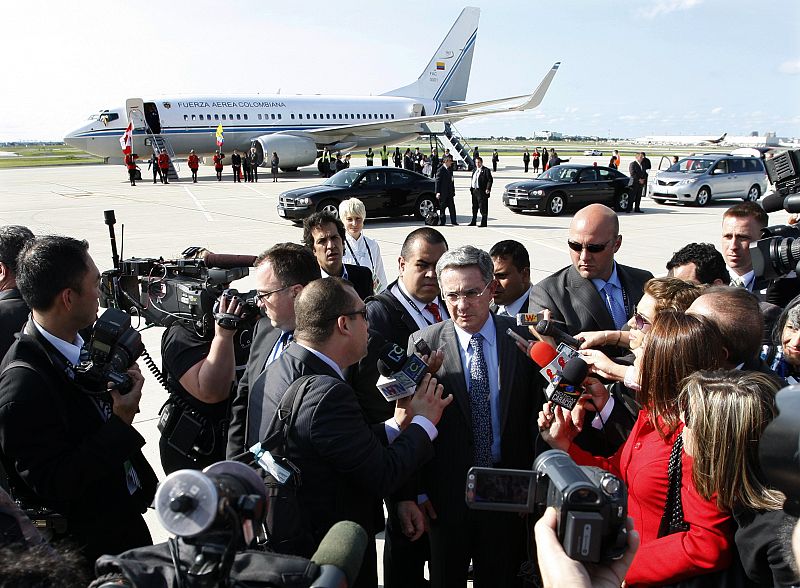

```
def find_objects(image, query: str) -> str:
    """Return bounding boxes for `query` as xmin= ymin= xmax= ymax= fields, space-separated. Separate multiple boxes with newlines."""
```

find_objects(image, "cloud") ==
xmin=779 ymin=59 xmax=800 ymax=75
xmin=638 ymin=0 xmax=703 ymax=19
xmin=564 ymin=106 xmax=579 ymax=114
xmin=711 ymin=107 xmax=723 ymax=114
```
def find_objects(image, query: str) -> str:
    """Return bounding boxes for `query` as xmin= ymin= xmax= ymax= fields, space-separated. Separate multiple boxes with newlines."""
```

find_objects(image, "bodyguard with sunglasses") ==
xmin=530 ymin=203 xmax=652 ymax=359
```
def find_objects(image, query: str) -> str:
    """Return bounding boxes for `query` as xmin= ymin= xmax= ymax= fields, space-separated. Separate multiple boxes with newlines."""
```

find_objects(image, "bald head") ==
xmin=568 ymin=204 xmax=621 ymax=280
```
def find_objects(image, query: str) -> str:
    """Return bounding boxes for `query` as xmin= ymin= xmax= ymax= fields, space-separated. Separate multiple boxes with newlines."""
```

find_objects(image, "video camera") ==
xmin=765 ymin=149 xmax=800 ymax=206
xmin=759 ymin=384 xmax=800 ymax=517
xmin=98 ymin=210 xmax=260 ymax=339
xmin=465 ymin=449 xmax=628 ymax=563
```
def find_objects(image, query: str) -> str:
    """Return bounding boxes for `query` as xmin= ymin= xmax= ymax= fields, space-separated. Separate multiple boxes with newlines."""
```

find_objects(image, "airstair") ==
xmin=433 ymin=122 xmax=475 ymax=171
xmin=149 ymin=135 xmax=181 ymax=182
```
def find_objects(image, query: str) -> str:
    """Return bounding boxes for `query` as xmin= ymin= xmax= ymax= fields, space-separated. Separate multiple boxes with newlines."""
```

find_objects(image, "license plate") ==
xmin=508 ymin=198 xmax=517 ymax=206
xmin=278 ymin=208 xmax=286 ymax=217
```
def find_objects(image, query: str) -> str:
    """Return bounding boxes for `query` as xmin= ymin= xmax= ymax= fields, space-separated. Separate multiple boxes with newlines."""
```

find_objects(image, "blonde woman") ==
xmin=680 ymin=370 xmax=799 ymax=587
xmin=339 ymin=198 xmax=387 ymax=293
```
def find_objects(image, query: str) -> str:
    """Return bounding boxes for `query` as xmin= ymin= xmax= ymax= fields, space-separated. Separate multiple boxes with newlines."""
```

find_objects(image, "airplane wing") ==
xmin=279 ymin=62 xmax=560 ymax=145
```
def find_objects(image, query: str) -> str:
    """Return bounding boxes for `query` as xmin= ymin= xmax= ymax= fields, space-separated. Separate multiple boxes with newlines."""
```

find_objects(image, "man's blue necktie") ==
xmin=469 ymin=333 xmax=493 ymax=467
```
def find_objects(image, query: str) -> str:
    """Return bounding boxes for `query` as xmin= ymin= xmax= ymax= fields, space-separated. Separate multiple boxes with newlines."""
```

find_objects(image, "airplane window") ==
xmin=278 ymin=114 xmax=282 ymax=120
xmin=291 ymin=114 xmax=295 ymax=119
xmin=199 ymin=115 xmax=204 ymax=120
xmin=236 ymin=114 xmax=241 ymax=120
xmin=215 ymin=114 xmax=219 ymax=120
xmin=191 ymin=115 xmax=196 ymax=121
xmin=229 ymin=113 xmax=234 ymax=119
xmin=271 ymin=114 xmax=276 ymax=120
xmin=258 ymin=114 xmax=262 ymax=120
xmin=313 ymin=114 xmax=317 ymax=120
xmin=244 ymin=114 xmax=248 ymax=120
xmin=184 ymin=115 xmax=188 ymax=121
xmin=207 ymin=114 xmax=210 ymax=119
xmin=222 ymin=115 xmax=227 ymax=120
xmin=391 ymin=114 xmax=395 ymax=119
xmin=362 ymin=114 xmax=366 ymax=118
xmin=379 ymin=114 xmax=383 ymax=119
xmin=344 ymin=114 xmax=349 ymax=119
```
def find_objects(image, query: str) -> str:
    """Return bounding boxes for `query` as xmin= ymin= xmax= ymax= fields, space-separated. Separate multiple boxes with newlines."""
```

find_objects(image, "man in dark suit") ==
xmin=226 ymin=243 xmax=320 ymax=457
xmin=0 ymin=236 xmax=157 ymax=567
xmin=0 ymin=225 xmax=34 ymax=360
xmin=349 ymin=227 xmax=449 ymax=588
xmin=435 ymin=155 xmax=458 ymax=226
xmin=489 ymin=240 xmax=531 ymax=317
xmin=303 ymin=211 xmax=374 ymax=300
xmin=256 ymin=277 xmax=452 ymax=588
xmin=409 ymin=245 xmax=545 ymax=588
xmin=468 ymin=156 xmax=493 ymax=227
xmin=530 ymin=204 xmax=653 ymax=356
xmin=628 ymin=152 xmax=646 ymax=213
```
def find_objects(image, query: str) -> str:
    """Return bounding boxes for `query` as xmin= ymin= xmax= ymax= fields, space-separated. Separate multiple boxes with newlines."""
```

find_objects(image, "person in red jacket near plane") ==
xmin=157 ymin=150 xmax=170 ymax=184
xmin=187 ymin=149 xmax=199 ymax=183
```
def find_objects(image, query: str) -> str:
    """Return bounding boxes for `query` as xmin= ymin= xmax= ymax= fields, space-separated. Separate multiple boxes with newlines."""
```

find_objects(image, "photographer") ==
xmin=159 ymin=288 xmax=251 ymax=474
xmin=0 ymin=236 xmax=157 ymax=567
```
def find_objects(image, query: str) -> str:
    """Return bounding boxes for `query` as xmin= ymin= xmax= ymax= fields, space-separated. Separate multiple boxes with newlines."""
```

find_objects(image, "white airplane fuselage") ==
xmin=65 ymin=94 xmax=433 ymax=160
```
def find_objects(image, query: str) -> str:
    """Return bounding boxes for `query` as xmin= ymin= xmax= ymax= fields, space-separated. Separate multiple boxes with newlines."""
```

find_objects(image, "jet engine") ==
xmin=251 ymin=134 xmax=318 ymax=171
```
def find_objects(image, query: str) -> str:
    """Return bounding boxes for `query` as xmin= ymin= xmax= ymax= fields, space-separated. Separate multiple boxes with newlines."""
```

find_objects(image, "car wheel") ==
xmin=316 ymin=199 xmax=340 ymax=217
xmin=414 ymin=194 xmax=437 ymax=220
xmin=613 ymin=191 xmax=630 ymax=212
xmin=694 ymin=187 xmax=711 ymax=207
xmin=653 ymin=198 xmax=666 ymax=205
xmin=744 ymin=184 xmax=761 ymax=202
xmin=545 ymin=193 xmax=565 ymax=216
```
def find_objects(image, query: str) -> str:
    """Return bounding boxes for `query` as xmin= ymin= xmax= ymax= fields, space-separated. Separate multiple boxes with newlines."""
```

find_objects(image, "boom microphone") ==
xmin=310 ymin=520 xmax=369 ymax=588
xmin=204 ymin=253 xmax=257 ymax=269
xmin=535 ymin=320 xmax=581 ymax=349
xmin=762 ymin=192 xmax=786 ymax=213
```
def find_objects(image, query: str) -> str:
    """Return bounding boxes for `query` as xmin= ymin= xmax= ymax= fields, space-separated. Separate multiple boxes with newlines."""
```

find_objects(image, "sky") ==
xmin=3 ymin=0 xmax=799 ymax=142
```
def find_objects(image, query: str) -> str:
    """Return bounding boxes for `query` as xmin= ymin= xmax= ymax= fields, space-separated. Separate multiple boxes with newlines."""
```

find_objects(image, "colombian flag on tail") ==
xmin=215 ymin=124 xmax=224 ymax=147
xmin=436 ymin=62 xmax=445 ymax=70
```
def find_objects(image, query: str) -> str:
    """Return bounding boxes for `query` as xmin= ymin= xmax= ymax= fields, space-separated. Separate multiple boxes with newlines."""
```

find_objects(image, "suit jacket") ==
xmin=226 ymin=318 xmax=279 ymax=457
xmin=471 ymin=166 xmax=493 ymax=195
xmin=489 ymin=292 xmax=530 ymax=316
xmin=435 ymin=165 xmax=455 ymax=200
xmin=0 ymin=320 xmax=157 ymax=563
xmin=530 ymin=264 xmax=653 ymax=355
xmin=343 ymin=263 xmax=374 ymax=301
xmin=409 ymin=315 xmax=544 ymax=523
xmin=0 ymin=288 xmax=29 ymax=361
xmin=258 ymin=343 xmax=434 ymax=546
xmin=629 ymin=160 xmax=646 ymax=184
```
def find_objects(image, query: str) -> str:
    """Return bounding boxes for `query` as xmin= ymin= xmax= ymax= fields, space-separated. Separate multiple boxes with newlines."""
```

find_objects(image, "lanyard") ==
xmin=395 ymin=284 xmax=438 ymax=327
xmin=345 ymin=236 xmax=374 ymax=269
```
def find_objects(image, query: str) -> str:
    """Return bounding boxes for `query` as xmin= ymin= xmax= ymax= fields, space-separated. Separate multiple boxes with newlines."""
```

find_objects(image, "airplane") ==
xmin=698 ymin=132 xmax=727 ymax=146
xmin=64 ymin=7 xmax=560 ymax=171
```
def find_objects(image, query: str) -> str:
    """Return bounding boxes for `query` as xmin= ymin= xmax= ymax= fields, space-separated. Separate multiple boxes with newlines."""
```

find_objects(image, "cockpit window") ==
xmin=89 ymin=111 xmax=120 ymax=124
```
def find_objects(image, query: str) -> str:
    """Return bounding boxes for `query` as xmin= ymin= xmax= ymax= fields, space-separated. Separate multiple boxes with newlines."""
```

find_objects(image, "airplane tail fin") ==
xmin=382 ymin=6 xmax=479 ymax=104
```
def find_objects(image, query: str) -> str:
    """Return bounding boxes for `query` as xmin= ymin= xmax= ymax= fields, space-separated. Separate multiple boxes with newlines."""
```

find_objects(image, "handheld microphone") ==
xmin=310 ymin=520 xmax=369 ymax=588
xmin=203 ymin=253 xmax=258 ymax=269
xmin=529 ymin=340 xmax=558 ymax=368
xmin=375 ymin=341 xmax=429 ymax=402
xmin=535 ymin=320 xmax=581 ymax=349
xmin=547 ymin=356 xmax=589 ymax=411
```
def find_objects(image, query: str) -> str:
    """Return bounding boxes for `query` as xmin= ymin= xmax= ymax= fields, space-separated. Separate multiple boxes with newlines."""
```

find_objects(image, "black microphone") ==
xmin=376 ymin=342 xmax=429 ymax=402
xmin=535 ymin=320 xmax=581 ymax=349
xmin=203 ymin=253 xmax=258 ymax=268
xmin=547 ymin=356 xmax=588 ymax=411
xmin=560 ymin=356 xmax=589 ymax=388
xmin=762 ymin=192 xmax=785 ymax=213
xmin=310 ymin=520 xmax=369 ymax=588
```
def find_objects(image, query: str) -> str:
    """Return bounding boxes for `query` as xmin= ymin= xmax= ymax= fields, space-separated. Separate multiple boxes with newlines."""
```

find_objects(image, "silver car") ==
xmin=648 ymin=154 xmax=767 ymax=207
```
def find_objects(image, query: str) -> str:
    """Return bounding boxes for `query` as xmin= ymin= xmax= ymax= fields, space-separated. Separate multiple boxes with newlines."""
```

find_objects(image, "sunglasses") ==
xmin=567 ymin=238 xmax=614 ymax=253
xmin=633 ymin=310 xmax=652 ymax=333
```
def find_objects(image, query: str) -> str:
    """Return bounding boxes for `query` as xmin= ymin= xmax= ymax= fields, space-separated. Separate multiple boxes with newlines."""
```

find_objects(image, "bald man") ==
xmin=530 ymin=204 xmax=653 ymax=355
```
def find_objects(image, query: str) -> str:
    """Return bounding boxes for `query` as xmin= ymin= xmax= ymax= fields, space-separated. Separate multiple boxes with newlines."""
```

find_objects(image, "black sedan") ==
xmin=277 ymin=167 xmax=437 ymax=221
xmin=502 ymin=164 xmax=631 ymax=216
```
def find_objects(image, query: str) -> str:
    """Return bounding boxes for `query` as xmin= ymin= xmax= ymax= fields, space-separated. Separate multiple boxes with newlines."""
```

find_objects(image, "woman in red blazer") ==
xmin=539 ymin=311 xmax=734 ymax=587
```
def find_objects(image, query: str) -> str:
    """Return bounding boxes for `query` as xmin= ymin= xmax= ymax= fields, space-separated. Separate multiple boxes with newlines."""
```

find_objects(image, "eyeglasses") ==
xmin=567 ymin=238 xmax=615 ymax=254
xmin=323 ymin=308 xmax=368 ymax=322
xmin=443 ymin=281 xmax=493 ymax=304
xmin=253 ymin=285 xmax=293 ymax=304
xmin=633 ymin=308 xmax=652 ymax=332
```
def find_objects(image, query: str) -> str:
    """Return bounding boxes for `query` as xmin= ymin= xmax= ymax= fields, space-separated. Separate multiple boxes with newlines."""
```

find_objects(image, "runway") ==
xmin=0 ymin=157 xmax=786 ymax=584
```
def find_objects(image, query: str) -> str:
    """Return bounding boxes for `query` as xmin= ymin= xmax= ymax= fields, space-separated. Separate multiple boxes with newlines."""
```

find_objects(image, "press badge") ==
xmin=249 ymin=442 xmax=291 ymax=484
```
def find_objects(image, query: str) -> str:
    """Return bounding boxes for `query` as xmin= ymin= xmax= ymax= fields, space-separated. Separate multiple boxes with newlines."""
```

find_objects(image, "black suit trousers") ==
xmin=470 ymin=188 xmax=488 ymax=223
xmin=629 ymin=182 xmax=643 ymax=211
xmin=439 ymin=195 xmax=457 ymax=224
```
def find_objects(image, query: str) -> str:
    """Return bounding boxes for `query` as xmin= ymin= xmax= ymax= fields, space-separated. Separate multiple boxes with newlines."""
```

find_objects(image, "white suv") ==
xmin=648 ymin=154 xmax=767 ymax=207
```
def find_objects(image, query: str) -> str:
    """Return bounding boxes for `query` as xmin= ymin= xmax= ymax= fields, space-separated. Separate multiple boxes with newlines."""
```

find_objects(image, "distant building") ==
xmin=533 ymin=130 xmax=563 ymax=140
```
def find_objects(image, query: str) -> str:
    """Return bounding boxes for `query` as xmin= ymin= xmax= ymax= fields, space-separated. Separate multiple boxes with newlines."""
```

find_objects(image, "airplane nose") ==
xmin=63 ymin=133 xmax=87 ymax=152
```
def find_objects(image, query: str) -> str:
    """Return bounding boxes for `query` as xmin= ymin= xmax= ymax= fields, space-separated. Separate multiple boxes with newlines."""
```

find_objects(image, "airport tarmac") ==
xmin=0 ymin=158 xmax=787 ymax=585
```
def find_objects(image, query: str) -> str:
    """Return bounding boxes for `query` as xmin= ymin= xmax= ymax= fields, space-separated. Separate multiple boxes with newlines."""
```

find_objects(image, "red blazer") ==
xmin=187 ymin=154 xmax=199 ymax=170
xmin=157 ymin=152 xmax=170 ymax=170
xmin=569 ymin=410 xmax=733 ymax=587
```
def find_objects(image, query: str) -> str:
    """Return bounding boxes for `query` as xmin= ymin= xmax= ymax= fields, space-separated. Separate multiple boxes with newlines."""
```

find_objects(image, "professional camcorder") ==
xmin=91 ymin=461 xmax=369 ymax=588
xmin=759 ymin=384 xmax=800 ymax=517
xmin=98 ymin=210 xmax=260 ymax=339
xmin=465 ymin=449 xmax=628 ymax=563
xmin=750 ymin=223 xmax=800 ymax=280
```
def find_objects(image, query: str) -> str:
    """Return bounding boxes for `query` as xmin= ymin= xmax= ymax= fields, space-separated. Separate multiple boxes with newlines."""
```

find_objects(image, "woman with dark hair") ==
xmin=680 ymin=369 xmax=800 ymax=587
xmin=270 ymin=151 xmax=279 ymax=182
xmin=539 ymin=310 xmax=735 ymax=586
xmin=761 ymin=294 xmax=800 ymax=382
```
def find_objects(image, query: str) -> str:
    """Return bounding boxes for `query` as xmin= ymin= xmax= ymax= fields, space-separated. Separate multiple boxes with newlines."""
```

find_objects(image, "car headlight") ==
xmin=528 ymin=189 xmax=544 ymax=196
xmin=678 ymin=178 xmax=698 ymax=186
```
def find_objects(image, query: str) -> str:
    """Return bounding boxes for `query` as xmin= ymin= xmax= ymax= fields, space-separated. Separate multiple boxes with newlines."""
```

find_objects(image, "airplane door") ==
xmin=143 ymin=102 xmax=162 ymax=134
xmin=412 ymin=104 xmax=426 ymax=117
xmin=126 ymin=98 xmax=146 ymax=129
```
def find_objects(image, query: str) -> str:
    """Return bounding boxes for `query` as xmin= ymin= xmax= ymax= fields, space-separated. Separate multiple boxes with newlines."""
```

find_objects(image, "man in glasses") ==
xmin=408 ymin=245 xmax=545 ymax=588
xmin=530 ymin=203 xmax=652 ymax=356
xmin=227 ymin=243 xmax=320 ymax=457
xmin=303 ymin=211 xmax=374 ymax=300
xmin=253 ymin=277 xmax=452 ymax=588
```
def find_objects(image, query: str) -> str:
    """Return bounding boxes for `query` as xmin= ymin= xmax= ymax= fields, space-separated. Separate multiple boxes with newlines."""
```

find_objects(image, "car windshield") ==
xmin=537 ymin=166 xmax=579 ymax=181
xmin=324 ymin=170 xmax=361 ymax=187
xmin=667 ymin=158 xmax=716 ymax=173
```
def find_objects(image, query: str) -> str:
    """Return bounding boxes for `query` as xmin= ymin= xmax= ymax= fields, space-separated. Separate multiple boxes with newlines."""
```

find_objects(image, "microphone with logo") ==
xmin=534 ymin=319 xmax=582 ymax=349
xmin=375 ymin=339 xmax=432 ymax=402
